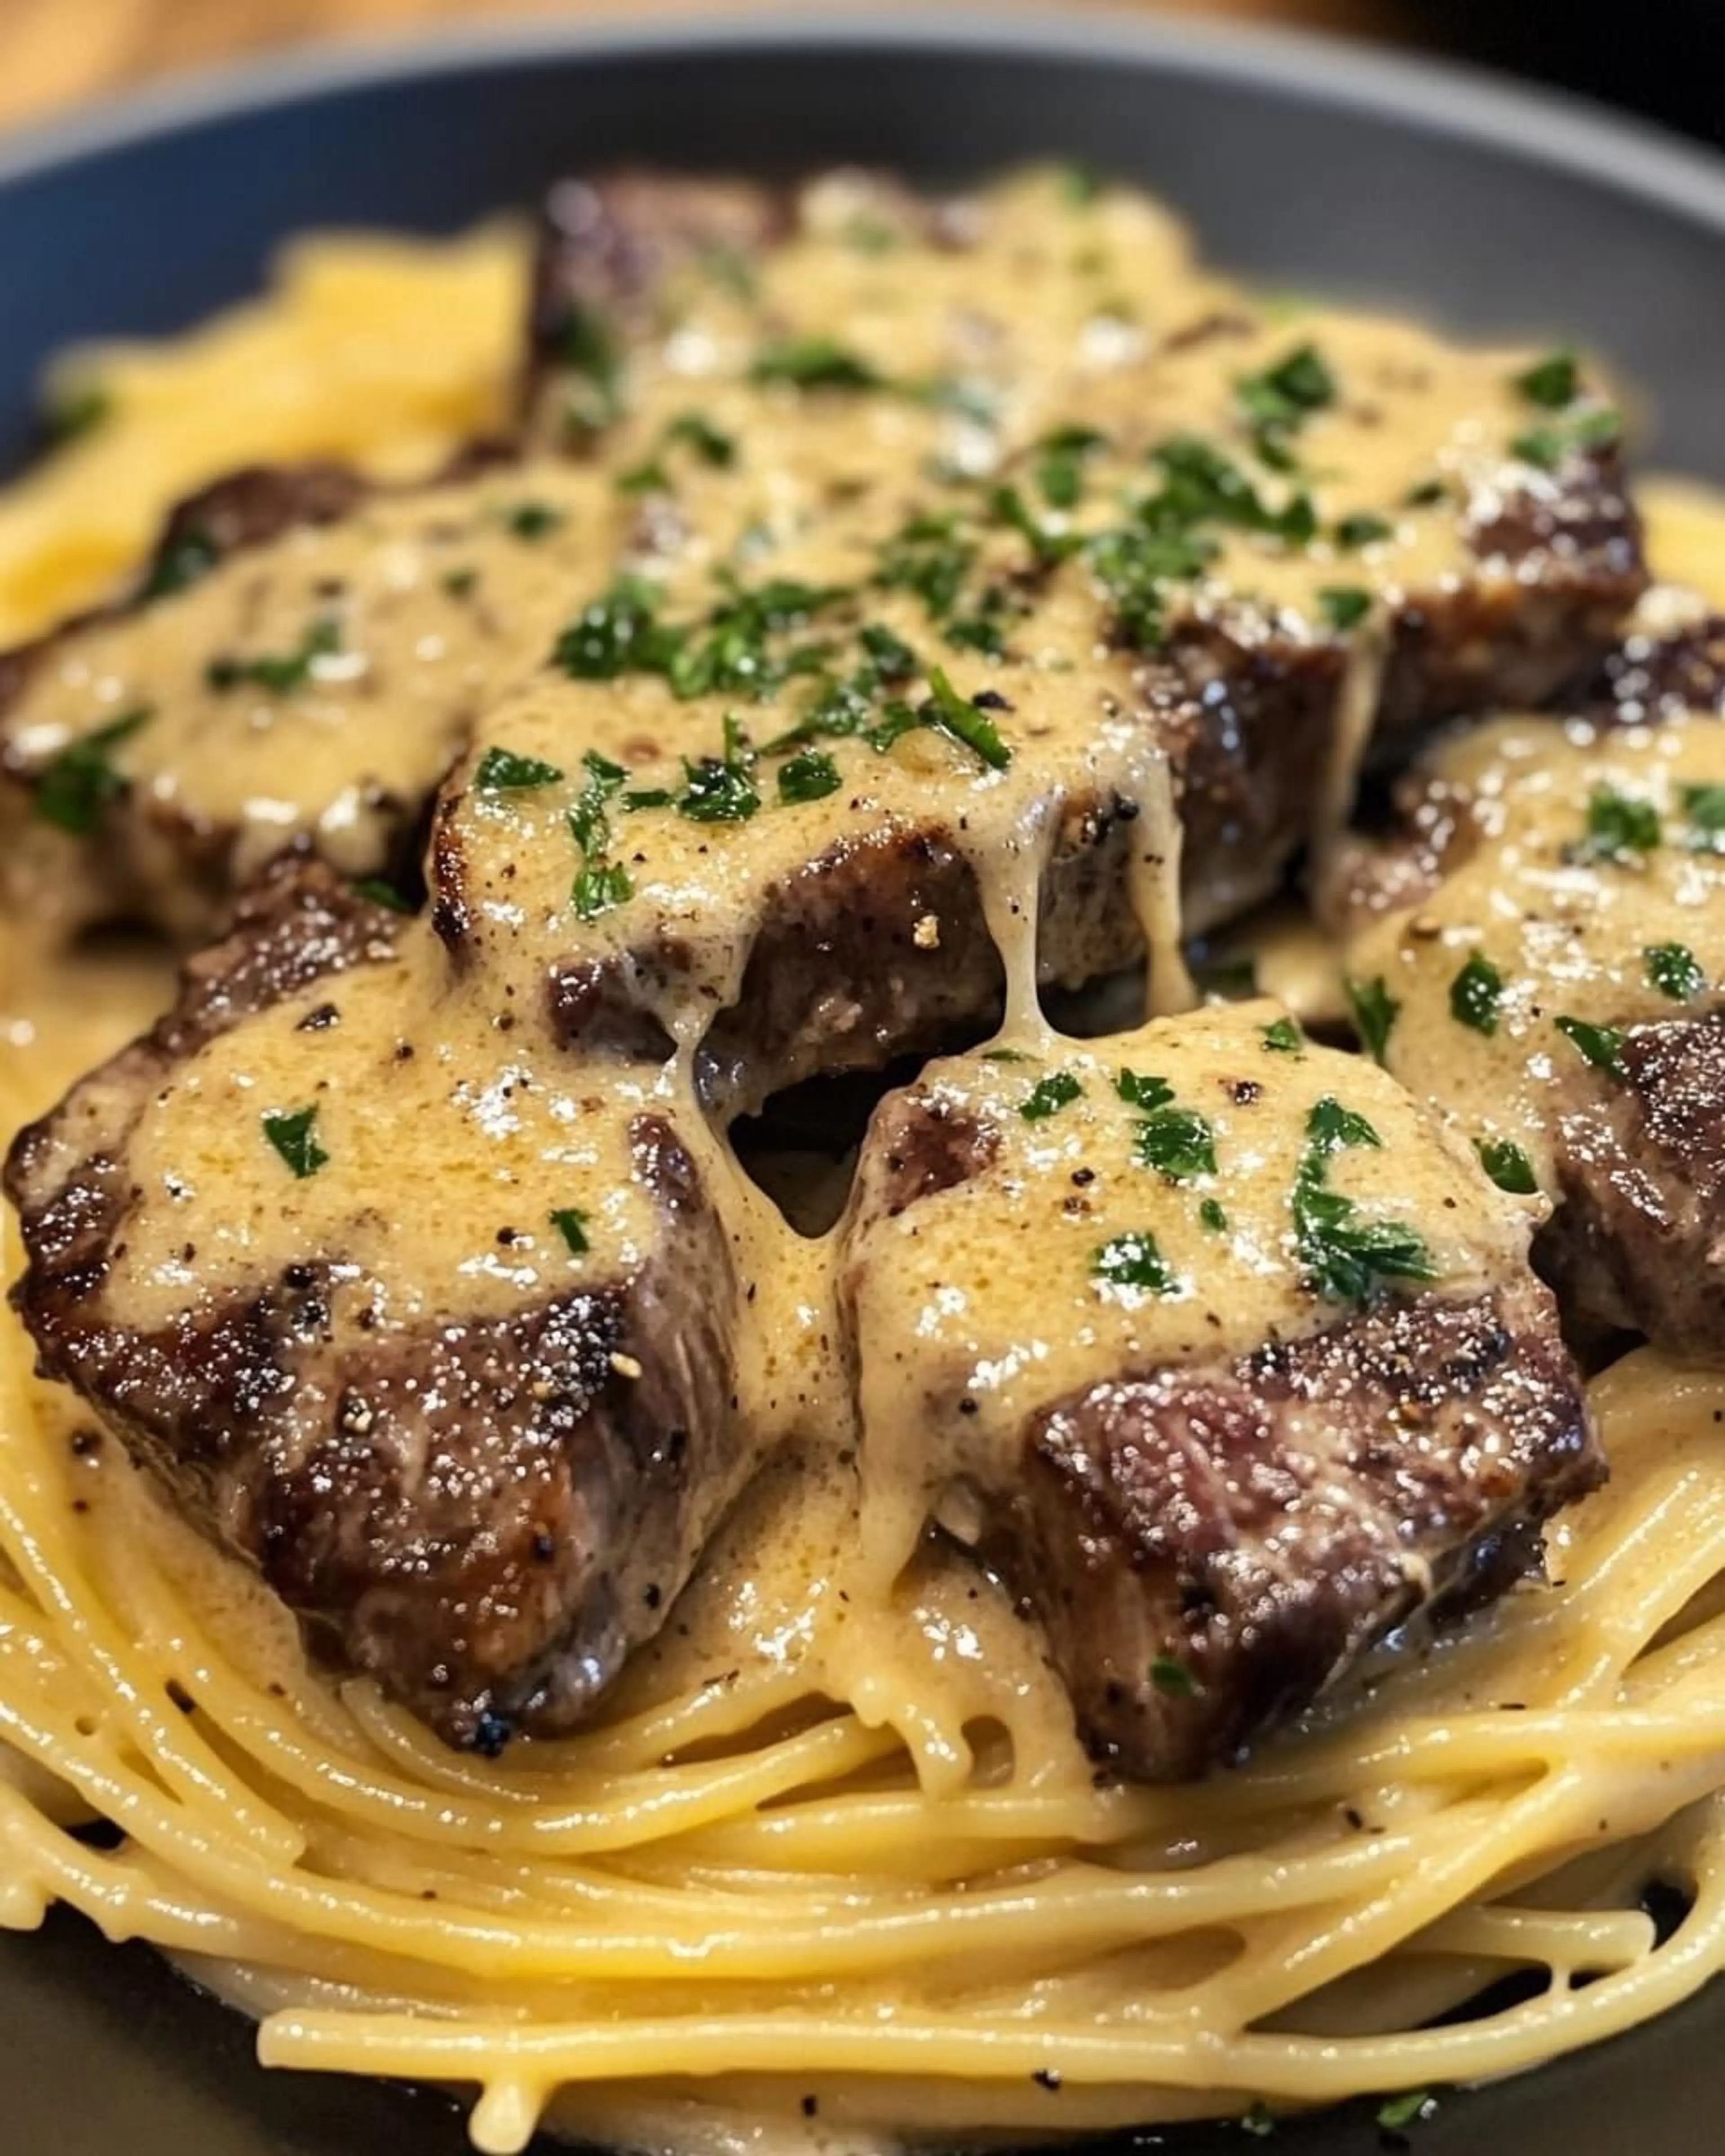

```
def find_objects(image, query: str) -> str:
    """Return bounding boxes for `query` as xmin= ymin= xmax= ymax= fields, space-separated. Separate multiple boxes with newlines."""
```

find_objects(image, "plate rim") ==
xmin=0 ymin=1 xmax=1723 ymax=230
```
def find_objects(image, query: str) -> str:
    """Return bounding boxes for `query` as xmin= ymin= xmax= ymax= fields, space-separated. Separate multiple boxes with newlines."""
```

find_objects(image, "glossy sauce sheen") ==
xmin=1 ymin=168 xmax=1635 ymax=1763
xmin=1345 ymin=710 xmax=1725 ymax=1182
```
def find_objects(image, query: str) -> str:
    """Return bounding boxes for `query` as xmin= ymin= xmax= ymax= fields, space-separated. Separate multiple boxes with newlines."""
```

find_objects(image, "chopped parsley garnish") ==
xmin=1036 ymin=423 xmax=1108 ymax=509
xmin=1084 ymin=523 xmax=1215 ymax=649
xmin=553 ymin=574 xmax=677 ymax=680
xmin=1261 ymin=1016 xmax=1304 ymax=1055
xmin=1235 ymin=342 xmax=1336 ymax=468
xmin=565 ymin=750 xmax=634 ymax=921
xmin=777 ymin=747 xmax=843 ymax=804
xmin=1476 ymin=1137 xmax=1538 ymax=1195
xmin=1375 ymin=2091 xmax=1434 ymax=2133
xmin=1345 ymin=975 xmax=1400 ymax=1064
xmin=877 ymin=512 xmax=974 ymax=623
xmin=858 ymin=621 xmax=917 ymax=679
xmin=206 ymin=614 xmax=341 ymax=695
xmin=1318 ymin=585 xmax=1372 ymax=632
xmin=566 ymin=748 xmax=628 ymax=856
xmin=666 ymin=410 xmax=736 ymax=467
xmin=1115 ymin=1069 xmax=1174 ymax=1110
xmin=33 ymin=707 xmax=152 ymax=835
xmin=991 ymin=481 xmax=1082 ymax=567
xmin=1199 ymin=1198 xmax=1229 ymax=1232
xmin=139 ymin=526 xmax=220 ymax=603
xmin=1511 ymin=405 xmax=1621 ymax=471
xmin=1142 ymin=433 xmax=1316 ymax=545
xmin=1403 ymin=477 xmax=1449 ymax=508
xmin=548 ymin=1207 xmax=590 ymax=1256
xmin=572 ymin=860 xmax=633 ymax=921
xmin=261 ymin=1105 xmax=327 ymax=1180
xmin=1575 ymin=781 xmax=1660 ymax=863
xmin=751 ymin=336 xmax=884 ymax=391
xmin=1021 ymin=1071 xmax=1084 ymax=1121
xmin=1136 ymin=1107 xmax=1217 ymax=1182
xmin=353 ymin=876 xmax=413 ymax=914
xmin=1513 ymin=350 xmax=1579 ymax=409
xmin=558 ymin=302 xmax=622 ymax=432
xmin=443 ymin=567 xmax=478 ymax=599
xmin=1645 ymin=941 xmax=1705 ymax=1001
xmin=1554 ymin=1014 xmax=1625 ymax=1075
xmin=503 ymin=499 xmax=564 ymax=540
xmin=677 ymin=712 xmax=761 ymax=825
xmin=1449 ymin=951 xmax=1504 ymax=1036
xmin=1333 ymin=511 xmax=1393 ymax=548
xmin=1679 ymin=782 xmax=1725 ymax=852
xmin=1149 ymin=1653 xmax=1199 ymax=1697
xmin=1292 ymin=1096 xmax=1436 ymax=1305
xmin=475 ymin=745 xmax=565 ymax=792
xmin=1091 ymin=1230 xmax=1179 ymax=1297
xmin=920 ymin=667 xmax=1013 ymax=771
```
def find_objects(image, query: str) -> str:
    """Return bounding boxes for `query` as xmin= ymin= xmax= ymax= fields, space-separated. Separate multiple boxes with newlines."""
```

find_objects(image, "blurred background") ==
xmin=0 ymin=0 xmax=1716 ymax=148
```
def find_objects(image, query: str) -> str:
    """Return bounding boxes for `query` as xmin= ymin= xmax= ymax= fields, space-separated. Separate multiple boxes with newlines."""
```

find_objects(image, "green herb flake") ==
xmin=1376 ymin=2090 xmax=1435 ymax=2133
xmin=667 ymin=411 xmax=736 ymax=467
xmin=1115 ymin=1069 xmax=1175 ymax=1111
xmin=678 ymin=712 xmax=760 ymax=826
xmin=1292 ymin=1096 xmax=1436 ymax=1305
xmin=548 ymin=1207 xmax=590 ymax=1256
xmin=1345 ymin=975 xmax=1400 ymax=1065
xmin=777 ymin=747 xmax=843 ymax=805
xmin=1403 ymin=478 xmax=1449 ymax=508
xmin=1143 ymin=433 xmax=1316 ymax=545
xmin=1475 ymin=1137 xmax=1538 ymax=1196
xmin=206 ymin=614 xmax=341 ymax=695
xmin=1021 ymin=1071 xmax=1084 ymax=1122
xmin=921 ymin=667 xmax=1013 ymax=772
xmin=442 ymin=567 xmax=478 ymax=599
xmin=1449 ymin=951 xmax=1504 ymax=1036
xmin=1199 ymin=1197 xmax=1229 ymax=1233
xmin=1513 ymin=350 xmax=1579 ymax=409
xmin=1135 ymin=1106 xmax=1217 ymax=1183
xmin=32 ymin=707 xmax=152 ymax=836
xmin=1333 ymin=511 xmax=1393 ymax=548
xmin=1645 ymin=941 xmax=1706 ymax=1001
xmin=751 ymin=336 xmax=884 ymax=391
xmin=503 ymin=499 xmax=564 ymax=540
xmin=1554 ymin=1014 xmax=1626 ymax=1075
xmin=1149 ymin=1653 xmax=1199 ymax=1698
xmin=1679 ymin=782 xmax=1725 ymax=853
xmin=1236 ymin=342 xmax=1336 ymax=465
xmin=140 ymin=527 xmax=220 ymax=603
xmin=1575 ymin=781 xmax=1661 ymax=863
xmin=1091 ymin=1230 xmax=1180 ymax=1298
xmin=475 ymin=745 xmax=565 ymax=793
xmin=1512 ymin=405 xmax=1621 ymax=471
xmin=1240 ymin=2102 xmax=1277 ymax=2138
xmin=572 ymin=860 xmax=633 ymax=922
xmin=1036 ymin=423 xmax=1108 ymax=510
xmin=1261 ymin=1016 xmax=1304 ymax=1056
xmin=558 ymin=302 xmax=623 ymax=432
xmin=1057 ymin=162 xmax=1102 ymax=206
xmin=553 ymin=575 xmax=674 ymax=680
xmin=261 ymin=1105 xmax=328 ymax=1181
xmin=353 ymin=877 xmax=412 ymax=915
xmin=1318 ymin=585 xmax=1372 ymax=632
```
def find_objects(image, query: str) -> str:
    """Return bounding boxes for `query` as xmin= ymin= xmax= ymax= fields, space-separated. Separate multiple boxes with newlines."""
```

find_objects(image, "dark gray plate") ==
xmin=3 ymin=12 xmax=1725 ymax=2152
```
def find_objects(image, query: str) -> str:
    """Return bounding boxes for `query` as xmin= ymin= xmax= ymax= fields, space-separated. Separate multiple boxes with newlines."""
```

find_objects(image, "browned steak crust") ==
xmin=1540 ymin=1010 xmax=1725 ymax=1363
xmin=4 ymin=853 xmax=744 ymax=1750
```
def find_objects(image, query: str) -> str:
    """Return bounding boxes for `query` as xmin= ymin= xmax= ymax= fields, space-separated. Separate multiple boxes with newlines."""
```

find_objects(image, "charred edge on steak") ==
xmin=1540 ymin=1007 xmax=1725 ymax=1364
xmin=4 ymin=852 xmax=744 ymax=1750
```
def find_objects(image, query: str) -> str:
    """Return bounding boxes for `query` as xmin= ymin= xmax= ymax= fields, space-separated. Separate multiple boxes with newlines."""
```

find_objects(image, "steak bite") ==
xmin=5 ymin=852 xmax=747 ymax=1750
xmin=0 ymin=457 xmax=608 ymax=940
xmin=1336 ymin=707 xmax=1725 ymax=1362
xmin=840 ymin=1003 xmax=1600 ymax=1780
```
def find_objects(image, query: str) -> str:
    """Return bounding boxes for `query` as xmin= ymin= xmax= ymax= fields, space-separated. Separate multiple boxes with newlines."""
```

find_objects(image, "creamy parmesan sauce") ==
xmin=1343 ymin=710 xmax=1725 ymax=1183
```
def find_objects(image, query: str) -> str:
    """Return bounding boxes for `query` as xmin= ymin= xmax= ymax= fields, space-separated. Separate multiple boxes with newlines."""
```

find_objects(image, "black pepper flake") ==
xmin=801 ymin=2098 xmax=820 ymax=2119
xmin=296 ymin=1002 xmax=341 ymax=1032
xmin=643 ymin=1583 xmax=663 ymax=1609
xmin=469 ymin=1712 xmax=513 ymax=1759
xmin=165 ymin=1680 xmax=196 ymax=1714
xmin=69 ymin=1430 xmax=102 ymax=1458
xmin=1032 ymin=2068 xmax=1064 ymax=2092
